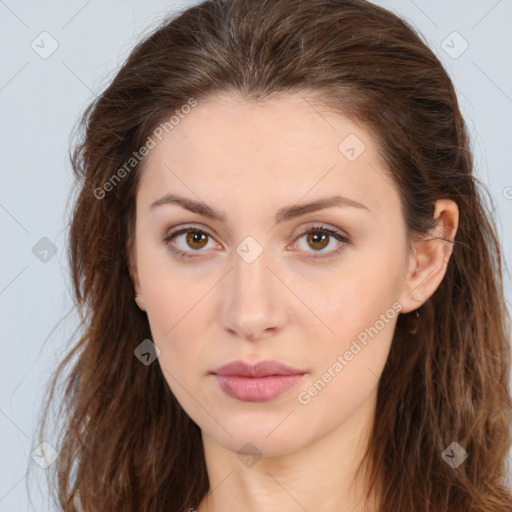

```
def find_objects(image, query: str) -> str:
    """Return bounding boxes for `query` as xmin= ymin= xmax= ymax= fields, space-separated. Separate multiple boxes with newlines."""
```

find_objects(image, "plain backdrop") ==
xmin=1 ymin=0 xmax=511 ymax=510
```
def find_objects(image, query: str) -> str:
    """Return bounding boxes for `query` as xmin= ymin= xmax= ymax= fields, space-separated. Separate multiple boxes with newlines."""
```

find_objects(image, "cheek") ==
xmin=136 ymin=246 xmax=214 ymax=381
xmin=299 ymin=241 xmax=405 ymax=379
xmin=142 ymin=275 xmax=207 ymax=355
xmin=312 ymin=256 xmax=402 ymax=336
xmin=142 ymin=277 xmax=209 ymax=397
xmin=294 ymin=276 xmax=399 ymax=428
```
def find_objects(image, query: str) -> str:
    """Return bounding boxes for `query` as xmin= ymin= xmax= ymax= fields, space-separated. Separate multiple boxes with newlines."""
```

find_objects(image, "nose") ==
xmin=220 ymin=248 xmax=288 ymax=342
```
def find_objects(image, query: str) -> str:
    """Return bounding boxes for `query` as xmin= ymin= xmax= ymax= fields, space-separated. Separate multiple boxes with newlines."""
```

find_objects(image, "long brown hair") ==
xmin=35 ymin=0 xmax=512 ymax=510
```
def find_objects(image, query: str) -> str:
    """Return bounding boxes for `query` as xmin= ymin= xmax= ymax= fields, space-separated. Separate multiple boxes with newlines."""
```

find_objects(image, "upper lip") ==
xmin=212 ymin=360 xmax=307 ymax=377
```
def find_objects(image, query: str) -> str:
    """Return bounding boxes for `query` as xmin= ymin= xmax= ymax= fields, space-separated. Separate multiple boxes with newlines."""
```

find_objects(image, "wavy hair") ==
xmin=36 ymin=0 xmax=512 ymax=510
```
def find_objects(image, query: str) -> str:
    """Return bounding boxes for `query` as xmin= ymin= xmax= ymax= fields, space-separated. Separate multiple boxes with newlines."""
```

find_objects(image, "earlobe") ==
xmin=398 ymin=199 xmax=459 ymax=314
xmin=127 ymin=235 xmax=146 ymax=312
xmin=134 ymin=293 xmax=146 ymax=311
xmin=131 ymin=270 xmax=146 ymax=311
xmin=130 ymin=266 xmax=146 ymax=311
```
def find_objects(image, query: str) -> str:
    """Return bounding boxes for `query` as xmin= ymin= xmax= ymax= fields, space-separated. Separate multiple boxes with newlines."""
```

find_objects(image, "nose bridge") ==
xmin=220 ymin=242 xmax=287 ymax=340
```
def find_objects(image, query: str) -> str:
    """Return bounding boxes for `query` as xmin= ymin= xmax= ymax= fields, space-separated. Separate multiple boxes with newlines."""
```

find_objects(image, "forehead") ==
xmin=137 ymin=92 xmax=397 ymax=218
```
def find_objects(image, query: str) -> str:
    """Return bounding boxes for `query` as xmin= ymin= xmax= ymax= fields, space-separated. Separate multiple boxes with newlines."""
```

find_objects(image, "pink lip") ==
xmin=211 ymin=360 xmax=307 ymax=402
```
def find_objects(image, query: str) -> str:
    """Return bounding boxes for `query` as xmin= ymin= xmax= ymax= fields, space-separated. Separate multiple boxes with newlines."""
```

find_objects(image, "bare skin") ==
xmin=128 ymin=91 xmax=458 ymax=512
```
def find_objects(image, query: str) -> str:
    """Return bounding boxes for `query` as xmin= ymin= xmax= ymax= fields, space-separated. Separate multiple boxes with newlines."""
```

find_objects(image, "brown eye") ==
xmin=293 ymin=225 xmax=351 ymax=260
xmin=306 ymin=231 xmax=330 ymax=251
xmin=185 ymin=231 xmax=208 ymax=250
xmin=163 ymin=226 xmax=217 ymax=258
xmin=163 ymin=224 xmax=350 ymax=261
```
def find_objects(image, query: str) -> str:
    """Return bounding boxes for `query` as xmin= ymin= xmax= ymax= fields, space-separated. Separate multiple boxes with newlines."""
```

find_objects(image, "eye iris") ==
xmin=186 ymin=231 xmax=208 ymax=249
xmin=307 ymin=232 xmax=329 ymax=251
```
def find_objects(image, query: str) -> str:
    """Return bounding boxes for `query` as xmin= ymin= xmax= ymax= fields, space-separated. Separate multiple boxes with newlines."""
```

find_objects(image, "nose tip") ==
xmin=220 ymin=253 xmax=288 ymax=342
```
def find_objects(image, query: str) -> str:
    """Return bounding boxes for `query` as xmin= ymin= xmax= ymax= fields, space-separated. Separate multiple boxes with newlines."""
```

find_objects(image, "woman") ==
xmin=37 ymin=0 xmax=512 ymax=510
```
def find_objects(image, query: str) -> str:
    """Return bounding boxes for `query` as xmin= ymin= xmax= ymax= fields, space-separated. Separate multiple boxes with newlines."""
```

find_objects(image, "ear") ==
xmin=127 ymin=233 xmax=146 ymax=312
xmin=398 ymin=199 xmax=459 ymax=314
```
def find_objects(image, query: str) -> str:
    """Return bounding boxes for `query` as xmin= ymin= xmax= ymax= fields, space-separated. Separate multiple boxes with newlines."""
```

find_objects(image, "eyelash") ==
xmin=162 ymin=224 xmax=351 ymax=261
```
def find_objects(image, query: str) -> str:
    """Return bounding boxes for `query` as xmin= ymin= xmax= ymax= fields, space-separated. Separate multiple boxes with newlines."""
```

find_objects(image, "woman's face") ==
xmin=130 ymin=92 xmax=419 ymax=456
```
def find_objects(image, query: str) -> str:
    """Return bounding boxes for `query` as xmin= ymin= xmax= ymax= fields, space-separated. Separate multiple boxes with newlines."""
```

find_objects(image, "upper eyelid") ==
xmin=164 ymin=222 xmax=347 ymax=240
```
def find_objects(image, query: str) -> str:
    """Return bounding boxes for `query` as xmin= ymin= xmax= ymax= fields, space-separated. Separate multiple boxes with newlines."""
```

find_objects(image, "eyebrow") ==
xmin=150 ymin=193 xmax=369 ymax=224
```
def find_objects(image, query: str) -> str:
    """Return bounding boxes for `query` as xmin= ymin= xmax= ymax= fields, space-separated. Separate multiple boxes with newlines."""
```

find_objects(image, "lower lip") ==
xmin=213 ymin=374 xmax=305 ymax=402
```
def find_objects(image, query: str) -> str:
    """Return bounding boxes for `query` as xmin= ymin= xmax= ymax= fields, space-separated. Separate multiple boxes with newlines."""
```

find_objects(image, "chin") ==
xmin=203 ymin=416 xmax=306 ymax=457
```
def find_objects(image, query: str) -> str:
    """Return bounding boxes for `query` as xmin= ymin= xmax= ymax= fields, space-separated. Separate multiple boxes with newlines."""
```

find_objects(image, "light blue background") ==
xmin=1 ymin=1 xmax=511 ymax=510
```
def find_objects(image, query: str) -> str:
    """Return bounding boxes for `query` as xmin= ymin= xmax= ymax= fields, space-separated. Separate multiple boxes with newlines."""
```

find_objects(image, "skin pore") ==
xmin=128 ymin=92 xmax=458 ymax=512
